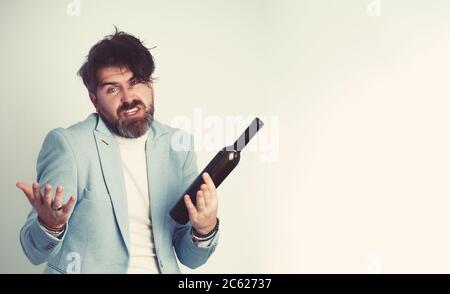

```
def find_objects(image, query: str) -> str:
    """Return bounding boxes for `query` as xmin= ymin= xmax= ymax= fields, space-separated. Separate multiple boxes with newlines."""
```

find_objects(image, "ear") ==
xmin=89 ymin=92 xmax=98 ymax=108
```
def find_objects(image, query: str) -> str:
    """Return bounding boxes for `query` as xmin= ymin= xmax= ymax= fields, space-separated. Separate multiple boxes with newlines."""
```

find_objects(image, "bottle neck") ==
xmin=232 ymin=118 xmax=264 ymax=151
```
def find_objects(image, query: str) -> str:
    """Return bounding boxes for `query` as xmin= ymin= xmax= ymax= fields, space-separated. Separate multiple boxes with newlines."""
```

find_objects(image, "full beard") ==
xmin=99 ymin=101 xmax=155 ymax=139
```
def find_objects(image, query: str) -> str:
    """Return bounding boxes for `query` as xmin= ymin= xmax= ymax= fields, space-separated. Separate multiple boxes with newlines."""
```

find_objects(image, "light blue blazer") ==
xmin=20 ymin=113 xmax=218 ymax=274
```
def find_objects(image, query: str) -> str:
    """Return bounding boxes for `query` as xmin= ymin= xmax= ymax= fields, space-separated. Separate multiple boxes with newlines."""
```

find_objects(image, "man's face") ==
xmin=89 ymin=66 xmax=155 ymax=138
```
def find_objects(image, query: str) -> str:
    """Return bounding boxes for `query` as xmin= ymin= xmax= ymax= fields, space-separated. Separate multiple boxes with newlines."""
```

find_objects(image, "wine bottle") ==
xmin=170 ymin=117 xmax=264 ymax=224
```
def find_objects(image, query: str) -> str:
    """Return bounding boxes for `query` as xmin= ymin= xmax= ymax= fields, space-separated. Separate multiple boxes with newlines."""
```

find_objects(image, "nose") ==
xmin=120 ymin=87 xmax=135 ymax=104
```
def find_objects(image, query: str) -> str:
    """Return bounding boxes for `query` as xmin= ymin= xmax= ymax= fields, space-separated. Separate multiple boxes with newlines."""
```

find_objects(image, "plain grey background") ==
xmin=2 ymin=0 xmax=450 ymax=274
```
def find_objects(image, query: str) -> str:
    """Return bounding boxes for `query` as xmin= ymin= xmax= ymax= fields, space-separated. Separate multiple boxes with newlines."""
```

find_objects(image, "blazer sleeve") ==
xmin=171 ymin=133 xmax=219 ymax=269
xmin=19 ymin=128 xmax=78 ymax=265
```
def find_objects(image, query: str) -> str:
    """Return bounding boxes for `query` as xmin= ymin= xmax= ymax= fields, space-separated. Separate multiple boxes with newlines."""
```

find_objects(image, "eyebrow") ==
xmin=99 ymin=76 xmax=135 ymax=88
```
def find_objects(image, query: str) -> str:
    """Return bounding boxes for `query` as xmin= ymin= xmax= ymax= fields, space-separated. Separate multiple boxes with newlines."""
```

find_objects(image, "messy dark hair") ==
xmin=78 ymin=27 xmax=155 ymax=93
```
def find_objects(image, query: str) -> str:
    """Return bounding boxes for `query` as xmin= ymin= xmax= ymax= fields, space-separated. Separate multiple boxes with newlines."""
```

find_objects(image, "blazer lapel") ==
xmin=146 ymin=121 xmax=169 ymax=248
xmin=93 ymin=115 xmax=130 ymax=252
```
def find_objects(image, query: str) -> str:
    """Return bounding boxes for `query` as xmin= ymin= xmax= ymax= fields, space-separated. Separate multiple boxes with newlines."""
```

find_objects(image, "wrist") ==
xmin=195 ymin=226 xmax=214 ymax=235
xmin=38 ymin=217 xmax=65 ymax=233
xmin=192 ymin=218 xmax=219 ymax=238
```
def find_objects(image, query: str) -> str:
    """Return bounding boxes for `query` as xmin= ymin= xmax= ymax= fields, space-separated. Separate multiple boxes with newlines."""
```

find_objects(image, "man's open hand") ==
xmin=16 ymin=182 xmax=76 ymax=230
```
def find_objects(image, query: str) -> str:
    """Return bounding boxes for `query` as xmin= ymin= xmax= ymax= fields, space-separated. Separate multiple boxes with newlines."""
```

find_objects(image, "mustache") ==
xmin=117 ymin=100 xmax=145 ymax=115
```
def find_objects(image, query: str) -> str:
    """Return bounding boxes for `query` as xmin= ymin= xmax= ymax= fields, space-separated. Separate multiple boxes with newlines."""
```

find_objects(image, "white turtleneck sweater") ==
xmin=113 ymin=131 xmax=160 ymax=274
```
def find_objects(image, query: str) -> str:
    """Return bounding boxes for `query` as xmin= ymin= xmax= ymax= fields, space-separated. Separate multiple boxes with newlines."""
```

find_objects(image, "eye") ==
xmin=107 ymin=86 xmax=119 ymax=94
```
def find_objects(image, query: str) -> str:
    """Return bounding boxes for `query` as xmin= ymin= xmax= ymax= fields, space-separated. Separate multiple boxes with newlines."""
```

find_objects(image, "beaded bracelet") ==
xmin=192 ymin=217 xmax=220 ymax=239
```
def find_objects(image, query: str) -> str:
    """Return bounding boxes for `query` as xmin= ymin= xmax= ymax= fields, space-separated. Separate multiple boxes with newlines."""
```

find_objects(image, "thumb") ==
xmin=184 ymin=194 xmax=198 ymax=220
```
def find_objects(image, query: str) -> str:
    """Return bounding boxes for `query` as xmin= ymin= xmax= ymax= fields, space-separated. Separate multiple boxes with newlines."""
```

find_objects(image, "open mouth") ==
xmin=122 ymin=107 xmax=140 ymax=118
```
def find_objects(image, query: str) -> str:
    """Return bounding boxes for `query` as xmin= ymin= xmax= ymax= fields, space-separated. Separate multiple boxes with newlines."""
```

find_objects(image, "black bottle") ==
xmin=169 ymin=117 xmax=264 ymax=224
